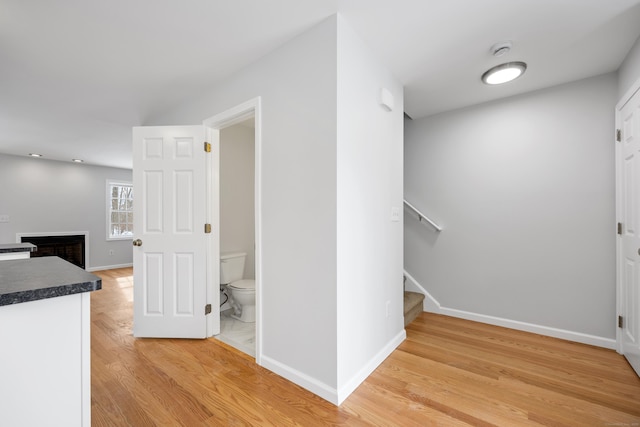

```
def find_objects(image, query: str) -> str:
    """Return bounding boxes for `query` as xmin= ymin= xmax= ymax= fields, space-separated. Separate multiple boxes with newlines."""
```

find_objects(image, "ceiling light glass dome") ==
xmin=482 ymin=62 xmax=527 ymax=85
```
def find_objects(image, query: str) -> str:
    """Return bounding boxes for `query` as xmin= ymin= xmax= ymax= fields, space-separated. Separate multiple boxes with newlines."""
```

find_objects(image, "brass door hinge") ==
xmin=204 ymin=141 xmax=211 ymax=153
xmin=617 ymin=222 xmax=623 ymax=235
xmin=618 ymin=315 xmax=623 ymax=328
xmin=204 ymin=223 xmax=212 ymax=234
xmin=205 ymin=304 xmax=212 ymax=315
xmin=616 ymin=129 xmax=621 ymax=142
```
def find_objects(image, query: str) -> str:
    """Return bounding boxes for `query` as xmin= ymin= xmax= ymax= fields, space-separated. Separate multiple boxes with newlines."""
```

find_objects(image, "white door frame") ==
xmin=616 ymin=76 xmax=640 ymax=354
xmin=203 ymin=97 xmax=263 ymax=363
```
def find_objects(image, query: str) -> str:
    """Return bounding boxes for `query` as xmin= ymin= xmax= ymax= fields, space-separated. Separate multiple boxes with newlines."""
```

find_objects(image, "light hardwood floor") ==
xmin=91 ymin=268 xmax=640 ymax=426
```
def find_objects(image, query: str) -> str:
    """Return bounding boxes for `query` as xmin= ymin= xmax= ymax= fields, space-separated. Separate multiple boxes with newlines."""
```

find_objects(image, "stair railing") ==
xmin=403 ymin=199 xmax=442 ymax=232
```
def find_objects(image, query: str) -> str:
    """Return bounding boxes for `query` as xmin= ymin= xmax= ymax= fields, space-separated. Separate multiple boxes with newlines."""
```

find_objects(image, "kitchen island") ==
xmin=0 ymin=256 xmax=101 ymax=427
xmin=0 ymin=242 xmax=36 ymax=260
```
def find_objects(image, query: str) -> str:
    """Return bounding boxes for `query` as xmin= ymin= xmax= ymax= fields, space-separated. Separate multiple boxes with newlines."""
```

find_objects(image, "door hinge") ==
xmin=616 ymin=129 xmax=621 ymax=142
xmin=204 ymin=223 xmax=212 ymax=234
xmin=205 ymin=304 xmax=212 ymax=315
xmin=618 ymin=315 xmax=623 ymax=328
xmin=204 ymin=141 xmax=211 ymax=153
xmin=617 ymin=222 xmax=623 ymax=235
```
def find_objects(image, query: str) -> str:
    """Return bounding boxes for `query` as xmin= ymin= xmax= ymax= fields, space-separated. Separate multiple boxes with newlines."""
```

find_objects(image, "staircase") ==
xmin=403 ymin=291 xmax=424 ymax=327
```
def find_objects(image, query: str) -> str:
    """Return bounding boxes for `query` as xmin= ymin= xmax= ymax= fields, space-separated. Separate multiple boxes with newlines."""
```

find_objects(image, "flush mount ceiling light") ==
xmin=482 ymin=61 xmax=527 ymax=85
xmin=28 ymin=153 xmax=43 ymax=158
xmin=72 ymin=158 xmax=84 ymax=163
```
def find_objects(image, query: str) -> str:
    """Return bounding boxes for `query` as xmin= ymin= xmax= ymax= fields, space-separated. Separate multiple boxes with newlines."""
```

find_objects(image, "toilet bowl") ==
xmin=227 ymin=279 xmax=255 ymax=322
xmin=220 ymin=252 xmax=256 ymax=323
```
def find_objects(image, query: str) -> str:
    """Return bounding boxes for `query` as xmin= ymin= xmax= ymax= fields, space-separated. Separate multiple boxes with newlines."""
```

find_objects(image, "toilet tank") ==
xmin=220 ymin=252 xmax=246 ymax=284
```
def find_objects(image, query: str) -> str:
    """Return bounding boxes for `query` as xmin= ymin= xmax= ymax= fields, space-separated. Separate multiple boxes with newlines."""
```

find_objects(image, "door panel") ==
xmin=175 ymin=252 xmax=195 ymax=315
xmin=133 ymin=125 xmax=207 ymax=338
xmin=175 ymin=171 xmax=195 ymax=232
xmin=144 ymin=171 xmax=163 ymax=232
xmin=143 ymin=252 xmax=163 ymax=315
xmin=618 ymin=88 xmax=640 ymax=376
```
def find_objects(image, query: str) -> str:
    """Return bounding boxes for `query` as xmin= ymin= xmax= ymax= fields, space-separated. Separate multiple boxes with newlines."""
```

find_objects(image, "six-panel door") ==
xmin=132 ymin=125 xmax=208 ymax=338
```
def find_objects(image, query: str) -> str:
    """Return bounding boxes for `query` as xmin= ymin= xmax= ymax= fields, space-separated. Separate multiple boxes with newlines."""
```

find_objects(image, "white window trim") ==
xmin=106 ymin=180 xmax=133 ymax=241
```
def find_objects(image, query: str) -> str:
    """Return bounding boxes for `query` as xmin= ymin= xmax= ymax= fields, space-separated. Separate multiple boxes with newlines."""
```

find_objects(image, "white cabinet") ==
xmin=0 ymin=257 xmax=99 ymax=427
xmin=0 ymin=293 xmax=91 ymax=427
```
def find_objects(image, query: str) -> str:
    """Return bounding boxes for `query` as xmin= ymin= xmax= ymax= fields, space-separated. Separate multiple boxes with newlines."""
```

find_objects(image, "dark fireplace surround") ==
xmin=21 ymin=234 xmax=86 ymax=269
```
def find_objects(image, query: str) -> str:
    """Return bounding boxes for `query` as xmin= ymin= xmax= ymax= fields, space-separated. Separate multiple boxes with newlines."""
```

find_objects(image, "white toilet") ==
xmin=220 ymin=252 xmax=255 ymax=323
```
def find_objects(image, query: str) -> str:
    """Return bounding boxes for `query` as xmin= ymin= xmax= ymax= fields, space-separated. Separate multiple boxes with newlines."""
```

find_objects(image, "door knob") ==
xmin=133 ymin=239 xmax=142 ymax=247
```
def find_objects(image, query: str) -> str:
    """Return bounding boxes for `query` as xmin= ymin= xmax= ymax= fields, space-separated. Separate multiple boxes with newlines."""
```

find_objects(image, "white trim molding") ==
xmin=615 ymin=74 xmax=640 ymax=355
xmin=336 ymin=330 xmax=406 ymax=405
xmin=202 ymin=97 xmax=263 ymax=360
xmin=260 ymin=356 xmax=339 ymax=405
xmin=261 ymin=329 xmax=406 ymax=406
xmin=616 ymin=75 xmax=640 ymax=112
xmin=404 ymin=270 xmax=616 ymax=350
xmin=86 ymin=262 xmax=133 ymax=272
xmin=105 ymin=179 xmax=134 ymax=241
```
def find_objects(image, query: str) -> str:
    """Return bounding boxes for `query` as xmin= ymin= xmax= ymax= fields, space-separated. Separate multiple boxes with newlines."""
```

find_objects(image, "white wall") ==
xmin=152 ymin=16 xmax=340 ymax=396
xmin=220 ymin=123 xmax=255 ymax=279
xmin=0 ymin=153 xmax=133 ymax=270
xmin=151 ymin=14 xmax=404 ymax=405
xmin=404 ymin=73 xmax=617 ymax=346
xmin=335 ymin=16 xmax=404 ymax=400
xmin=618 ymin=34 xmax=640 ymax=98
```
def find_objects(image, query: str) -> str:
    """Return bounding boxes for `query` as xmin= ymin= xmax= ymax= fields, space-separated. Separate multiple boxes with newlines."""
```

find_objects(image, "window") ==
xmin=107 ymin=181 xmax=133 ymax=240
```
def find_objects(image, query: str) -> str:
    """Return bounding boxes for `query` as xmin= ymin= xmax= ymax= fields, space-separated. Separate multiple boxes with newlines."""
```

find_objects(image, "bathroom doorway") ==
xmin=215 ymin=117 xmax=256 ymax=357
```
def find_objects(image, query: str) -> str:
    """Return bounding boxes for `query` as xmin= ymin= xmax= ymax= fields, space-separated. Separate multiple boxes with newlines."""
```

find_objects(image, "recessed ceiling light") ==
xmin=72 ymin=159 xmax=84 ymax=163
xmin=482 ymin=62 xmax=527 ymax=85
xmin=28 ymin=153 xmax=43 ymax=158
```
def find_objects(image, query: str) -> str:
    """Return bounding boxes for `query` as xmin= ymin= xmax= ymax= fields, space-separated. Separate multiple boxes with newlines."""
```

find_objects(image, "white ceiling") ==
xmin=1 ymin=0 xmax=639 ymax=169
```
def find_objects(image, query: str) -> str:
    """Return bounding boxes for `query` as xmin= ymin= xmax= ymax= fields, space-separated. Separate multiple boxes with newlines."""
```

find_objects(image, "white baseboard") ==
xmin=403 ymin=270 xmax=616 ymax=350
xmin=259 ymin=355 xmax=339 ymax=405
xmin=87 ymin=262 xmax=133 ymax=272
xmin=260 ymin=329 xmax=407 ymax=406
xmin=336 ymin=329 xmax=406 ymax=405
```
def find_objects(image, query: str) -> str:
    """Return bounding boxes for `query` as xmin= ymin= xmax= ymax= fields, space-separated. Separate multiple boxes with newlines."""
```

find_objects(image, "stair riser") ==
xmin=404 ymin=291 xmax=425 ymax=326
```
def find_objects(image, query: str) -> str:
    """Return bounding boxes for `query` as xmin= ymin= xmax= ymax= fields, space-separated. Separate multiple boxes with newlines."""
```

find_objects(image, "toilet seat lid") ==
xmin=228 ymin=279 xmax=255 ymax=290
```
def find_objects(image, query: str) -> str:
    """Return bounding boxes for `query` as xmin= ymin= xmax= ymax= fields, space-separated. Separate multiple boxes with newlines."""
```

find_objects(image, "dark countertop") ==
xmin=0 ymin=243 xmax=37 ymax=254
xmin=0 ymin=256 xmax=101 ymax=306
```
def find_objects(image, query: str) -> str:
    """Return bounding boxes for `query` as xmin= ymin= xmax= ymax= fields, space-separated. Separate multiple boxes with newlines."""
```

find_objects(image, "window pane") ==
xmin=108 ymin=182 xmax=133 ymax=239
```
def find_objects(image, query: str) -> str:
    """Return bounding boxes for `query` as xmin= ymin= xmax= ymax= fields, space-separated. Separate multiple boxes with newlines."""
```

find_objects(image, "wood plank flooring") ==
xmin=91 ymin=268 xmax=640 ymax=426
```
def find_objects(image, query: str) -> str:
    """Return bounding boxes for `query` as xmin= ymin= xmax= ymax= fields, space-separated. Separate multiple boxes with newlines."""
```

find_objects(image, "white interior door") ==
xmin=617 ymin=86 xmax=640 ymax=376
xmin=132 ymin=125 xmax=209 ymax=338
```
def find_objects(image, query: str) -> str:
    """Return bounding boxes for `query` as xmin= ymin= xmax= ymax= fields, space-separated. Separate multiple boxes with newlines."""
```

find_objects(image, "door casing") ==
xmin=203 ymin=97 xmax=262 ymax=363
xmin=615 ymin=76 xmax=640 ymax=377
